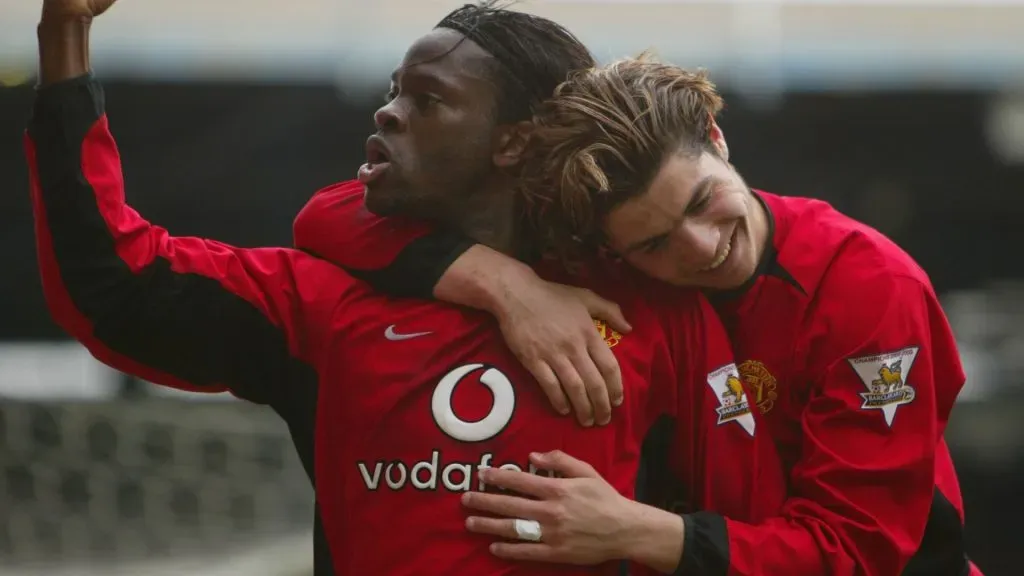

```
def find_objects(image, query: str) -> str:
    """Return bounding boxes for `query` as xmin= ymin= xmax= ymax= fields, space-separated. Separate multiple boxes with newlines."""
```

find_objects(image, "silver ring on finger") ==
xmin=513 ymin=518 xmax=543 ymax=542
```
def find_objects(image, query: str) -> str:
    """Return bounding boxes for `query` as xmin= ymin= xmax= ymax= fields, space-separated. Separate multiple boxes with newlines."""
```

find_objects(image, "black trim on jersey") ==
xmin=343 ymin=231 xmax=476 ymax=299
xmin=636 ymin=416 xmax=676 ymax=507
xmin=902 ymin=488 xmax=971 ymax=576
xmin=31 ymin=76 xmax=333 ymax=574
xmin=710 ymin=190 xmax=804 ymax=304
xmin=624 ymin=417 xmax=678 ymax=576
xmin=313 ymin=506 xmax=334 ymax=575
xmin=677 ymin=512 xmax=730 ymax=576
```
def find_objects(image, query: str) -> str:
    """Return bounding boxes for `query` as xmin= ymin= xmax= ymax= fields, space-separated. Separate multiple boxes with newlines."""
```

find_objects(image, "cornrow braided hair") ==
xmin=435 ymin=1 xmax=596 ymax=122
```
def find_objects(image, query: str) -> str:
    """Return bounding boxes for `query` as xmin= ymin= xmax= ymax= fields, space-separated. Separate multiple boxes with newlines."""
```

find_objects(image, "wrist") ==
xmin=37 ymin=17 xmax=93 ymax=86
xmin=620 ymin=501 xmax=685 ymax=574
xmin=486 ymin=258 xmax=539 ymax=322
xmin=433 ymin=244 xmax=536 ymax=317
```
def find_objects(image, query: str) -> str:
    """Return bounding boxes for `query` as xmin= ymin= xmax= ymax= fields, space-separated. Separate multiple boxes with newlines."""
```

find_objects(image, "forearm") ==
xmin=619 ymin=500 xmax=685 ymax=574
xmin=27 ymin=72 xmax=331 ymax=406
xmin=38 ymin=16 xmax=92 ymax=86
xmin=433 ymin=244 xmax=537 ymax=316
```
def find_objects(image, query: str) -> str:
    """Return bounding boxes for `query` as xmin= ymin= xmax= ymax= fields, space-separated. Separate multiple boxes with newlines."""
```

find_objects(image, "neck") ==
xmin=447 ymin=182 xmax=521 ymax=257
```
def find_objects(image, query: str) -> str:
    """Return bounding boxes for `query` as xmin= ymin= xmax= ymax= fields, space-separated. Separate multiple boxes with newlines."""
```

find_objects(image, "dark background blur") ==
xmin=2 ymin=2 xmax=1023 ymax=575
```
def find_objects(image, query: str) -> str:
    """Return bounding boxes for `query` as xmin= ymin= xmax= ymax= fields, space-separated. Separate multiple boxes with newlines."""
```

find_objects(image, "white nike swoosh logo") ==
xmin=384 ymin=325 xmax=433 ymax=341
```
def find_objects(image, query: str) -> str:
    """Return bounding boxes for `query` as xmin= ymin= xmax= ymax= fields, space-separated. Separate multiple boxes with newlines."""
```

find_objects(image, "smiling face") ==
xmin=604 ymin=150 xmax=766 ymax=289
xmin=519 ymin=58 xmax=771 ymax=288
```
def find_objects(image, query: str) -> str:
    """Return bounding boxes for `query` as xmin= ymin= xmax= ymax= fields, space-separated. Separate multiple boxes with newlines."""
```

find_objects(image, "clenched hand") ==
xmin=42 ymin=0 xmax=119 ymax=21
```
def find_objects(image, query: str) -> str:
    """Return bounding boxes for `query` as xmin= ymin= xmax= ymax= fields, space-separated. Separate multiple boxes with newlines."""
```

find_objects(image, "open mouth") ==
xmin=358 ymin=135 xmax=394 ymax=185
xmin=365 ymin=135 xmax=391 ymax=166
xmin=698 ymin=227 xmax=736 ymax=272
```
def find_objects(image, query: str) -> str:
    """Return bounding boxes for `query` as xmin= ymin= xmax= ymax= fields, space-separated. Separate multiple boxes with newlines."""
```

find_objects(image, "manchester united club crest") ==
xmin=738 ymin=360 xmax=778 ymax=415
xmin=706 ymin=363 xmax=756 ymax=436
xmin=593 ymin=319 xmax=622 ymax=349
xmin=847 ymin=347 xmax=919 ymax=427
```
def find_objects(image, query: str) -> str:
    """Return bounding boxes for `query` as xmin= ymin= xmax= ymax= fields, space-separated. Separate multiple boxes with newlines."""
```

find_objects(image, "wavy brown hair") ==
xmin=519 ymin=55 xmax=725 ymax=265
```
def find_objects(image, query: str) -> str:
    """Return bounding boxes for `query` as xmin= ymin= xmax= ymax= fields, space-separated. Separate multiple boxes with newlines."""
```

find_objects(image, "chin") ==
xmin=711 ymin=262 xmax=756 ymax=290
xmin=363 ymin=184 xmax=403 ymax=216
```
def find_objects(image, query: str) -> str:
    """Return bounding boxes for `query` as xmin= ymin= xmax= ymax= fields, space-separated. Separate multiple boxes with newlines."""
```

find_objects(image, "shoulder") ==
xmin=293 ymin=179 xmax=435 ymax=270
xmin=312 ymin=179 xmax=365 ymax=200
xmin=761 ymin=193 xmax=940 ymax=351
xmin=816 ymin=223 xmax=933 ymax=308
xmin=801 ymin=232 xmax=940 ymax=375
xmin=765 ymin=191 xmax=934 ymax=301
xmin=295 ymin=180 xmax=368 ymax=226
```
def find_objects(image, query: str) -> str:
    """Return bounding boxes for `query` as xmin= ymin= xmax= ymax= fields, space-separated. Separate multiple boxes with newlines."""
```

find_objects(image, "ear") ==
xmin=492 ymin=121 xmax=534 ymax=168
xmin=709 ymin=117 xmax=729 ymax=162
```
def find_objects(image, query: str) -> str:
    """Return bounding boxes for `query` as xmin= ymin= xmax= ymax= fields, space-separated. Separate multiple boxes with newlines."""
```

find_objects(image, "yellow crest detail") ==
xmin=723 ymin=375 xmax=746 ymax=403
xmin=593 ymin=319 xmax=622 ymax=349
xmin=871 ymin=361 xmax=904 ymax=392
xmin=738 ymin=360 xmax=778 ymax=415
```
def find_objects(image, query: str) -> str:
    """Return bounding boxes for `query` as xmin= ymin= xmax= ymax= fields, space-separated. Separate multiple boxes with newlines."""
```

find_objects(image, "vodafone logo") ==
xmin=431 ymin=363 xmax=515 ymax=442
xmin=357 ymin=363 xmax=551 ymax=493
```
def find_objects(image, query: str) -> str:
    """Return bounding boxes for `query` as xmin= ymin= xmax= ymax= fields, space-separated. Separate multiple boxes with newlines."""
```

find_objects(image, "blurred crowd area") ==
xmin=2 ymin=1 xmax=1024 ymax=575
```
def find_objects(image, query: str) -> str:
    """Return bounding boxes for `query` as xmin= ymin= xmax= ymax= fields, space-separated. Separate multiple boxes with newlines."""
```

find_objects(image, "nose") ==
xmin=674 ymin=218 xmax=721 ymax=265
xmin=373 ymin=99 xmax=406 ymax=132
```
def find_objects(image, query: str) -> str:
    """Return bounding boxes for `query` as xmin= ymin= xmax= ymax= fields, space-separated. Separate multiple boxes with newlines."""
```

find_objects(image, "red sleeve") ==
xmin=27 ymin=75 xmax=360 ymax=410
xmin=293 ymin=180 xmax=475 ymax=298
xmin=690 ymin=268 xmax=965 ymax=575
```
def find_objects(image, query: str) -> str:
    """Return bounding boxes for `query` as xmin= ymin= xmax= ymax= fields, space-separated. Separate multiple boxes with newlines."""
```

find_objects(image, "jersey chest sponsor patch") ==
xmin=707 ymin=363 xmax=756 ymax=436
xmin=847 ymin=347 xmax=919 ymax=427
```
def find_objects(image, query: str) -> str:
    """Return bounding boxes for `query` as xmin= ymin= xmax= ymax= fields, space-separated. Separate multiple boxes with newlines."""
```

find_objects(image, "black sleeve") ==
xmin=343 ymin=231 xmax=475 ymax=299
xmin=676 ymin=512 xmax=730 ymax=576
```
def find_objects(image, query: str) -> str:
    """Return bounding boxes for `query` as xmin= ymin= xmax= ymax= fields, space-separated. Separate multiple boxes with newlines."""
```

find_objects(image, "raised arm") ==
xmin=294 ymin=180 xmax=630 ymax=425
xmin=30 ymin=4 xmax=358 ymax=411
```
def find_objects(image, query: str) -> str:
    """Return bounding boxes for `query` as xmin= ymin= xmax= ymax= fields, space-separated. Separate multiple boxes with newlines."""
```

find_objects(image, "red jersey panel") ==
xmin=706 ymin=191 xmax=974 ymax=575
xmin=314 ymin=273 xmax=739 ymax=575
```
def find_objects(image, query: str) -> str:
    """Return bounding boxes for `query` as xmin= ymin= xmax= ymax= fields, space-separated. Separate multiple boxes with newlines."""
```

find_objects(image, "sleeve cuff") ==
xmin=31 ymin=73 xmax=103 ymax=139
xmin=36 ymin=72 xmax=94 ymax=92
xmin=35 ymin=72 xmax=99 ymax=109
xmin=675 ymin=512 xmax=730 ymax=576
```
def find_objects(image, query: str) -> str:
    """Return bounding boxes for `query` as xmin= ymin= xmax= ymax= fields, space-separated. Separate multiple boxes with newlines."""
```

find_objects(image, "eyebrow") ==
xmin=622 ymin=174 xmax=717 ymax=253
xmin=389 ymin=67 xmax=457 ymax=93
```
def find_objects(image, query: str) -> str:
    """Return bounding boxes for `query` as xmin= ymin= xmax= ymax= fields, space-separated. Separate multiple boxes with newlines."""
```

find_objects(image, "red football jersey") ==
xmin=314 ymin=264 xmax=761 ymax=575
xmin=294 ymin=181 xmax=789 ymax=573
xmin=293 ymin=183 xmax=979 ymax=575
xmin=27 ymin=77 xmax=784 ymax=576
xmin=700 ymin=191 xmax=976 ymax=576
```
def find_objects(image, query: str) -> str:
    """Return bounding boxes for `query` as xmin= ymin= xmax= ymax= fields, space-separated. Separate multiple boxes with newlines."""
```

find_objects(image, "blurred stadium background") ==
xmin=1 ymin=0 xmax=1023 ymax=574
